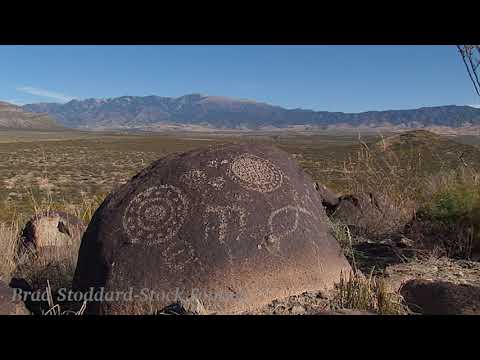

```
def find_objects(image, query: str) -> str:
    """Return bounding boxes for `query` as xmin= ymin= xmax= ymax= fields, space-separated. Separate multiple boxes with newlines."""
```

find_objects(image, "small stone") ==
xmin=291 ymin=305 xmax=306 ymax=315
xmin=395 ymin=236 xmax=415 ymax=248
xmin=179 ymin=296 xmax=208 ymax=315
xmin=0 ymin=281 xmax=30 ymax=315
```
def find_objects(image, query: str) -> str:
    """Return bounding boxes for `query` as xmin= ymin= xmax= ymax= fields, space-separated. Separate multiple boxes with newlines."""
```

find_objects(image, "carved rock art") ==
xmin=228 ymin=153 xmax=283 ymax=193
xmin=180 ymin=169 xmax=207 ymax=187
xmin=204 ymin=204 xmax=247 ymax=262
xmin=122 ymin=185 xmax=189 ymax=246
xmin=264 ymin=205 xmax=313 ymax=256
xmin=207 ymin=176 xmax=226 ymax=190
xmin=73 ymin=143 xmax=351 ymax=315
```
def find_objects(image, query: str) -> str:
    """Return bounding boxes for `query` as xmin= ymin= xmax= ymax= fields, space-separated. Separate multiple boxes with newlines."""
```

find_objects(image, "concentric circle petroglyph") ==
xmin=122 ymin=185 xmax=189 ymax=246
xmin=228 ymin=153 xmax=283 ymax=193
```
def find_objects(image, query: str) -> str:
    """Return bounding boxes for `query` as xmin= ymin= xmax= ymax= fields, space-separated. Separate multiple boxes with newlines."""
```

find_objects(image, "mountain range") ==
xmin=0 ymin=101 xmax=63 ymax=130
xmin=20 ymin=94 xmax=480 ymax=132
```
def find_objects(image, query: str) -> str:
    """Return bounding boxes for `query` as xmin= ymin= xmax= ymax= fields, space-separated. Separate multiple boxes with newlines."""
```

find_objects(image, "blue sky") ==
xmin=0 ymin=45 xmax=478 ymax=112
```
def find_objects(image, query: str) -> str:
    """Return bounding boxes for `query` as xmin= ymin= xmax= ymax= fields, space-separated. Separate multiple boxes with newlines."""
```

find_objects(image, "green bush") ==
xmin=414 ymin=178 xmax=480 ymax=259
xmin=421 ymin=184 xmax=480 ymax=222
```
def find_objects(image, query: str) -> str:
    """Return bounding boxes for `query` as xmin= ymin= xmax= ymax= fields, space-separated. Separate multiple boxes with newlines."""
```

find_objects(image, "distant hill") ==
xmin=22 ymin=94 xmax=480 ymax=131
xmin=289 ymin=130 xmax=480 ymax=192
xmin=0 ymin=101 xmax=64 ymax=130
xmin=373 ymin=130 xmax=480 ymax=171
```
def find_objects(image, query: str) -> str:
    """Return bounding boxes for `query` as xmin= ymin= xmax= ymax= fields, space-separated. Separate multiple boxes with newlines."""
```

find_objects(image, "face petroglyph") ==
xmin=264 ymin=205 xmax=314 ymax=256
xmin=228 ymin=153 xmax=283 ymax=193
xmin=122 ymin=185 xmax=189 ymax=247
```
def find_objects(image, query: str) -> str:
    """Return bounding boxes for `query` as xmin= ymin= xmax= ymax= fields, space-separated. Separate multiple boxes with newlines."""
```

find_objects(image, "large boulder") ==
xmin=400 ymin=279 xmax=480 ymax=315
xmin=73 ymin=143 xmax=351 ymax=314
xmin=0 ymin=281 xmax=30 ymax=315
xmin=20 ymin=211 xmax=86 ymax=254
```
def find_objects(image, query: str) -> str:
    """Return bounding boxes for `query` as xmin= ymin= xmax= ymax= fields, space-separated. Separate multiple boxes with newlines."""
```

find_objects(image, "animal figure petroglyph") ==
xmin=204 ymin=204 xmax=247 ymax=263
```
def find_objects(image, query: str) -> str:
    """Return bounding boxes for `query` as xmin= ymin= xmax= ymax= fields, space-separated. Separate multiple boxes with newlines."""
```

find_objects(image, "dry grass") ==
xmin=43 ymin=280 xmax=86 ymax=315
xmin=338 ymin=138 xmax=420 ymax=234
xmin=328 ymin=217 xmax=410 ymax=315
xmin=0 ymin=220 xmax=21 ymax=282
xmin=330 ymin=270 xmax=411 ymax=315
xmin=0 ymin=189 xmax=101 ymax=294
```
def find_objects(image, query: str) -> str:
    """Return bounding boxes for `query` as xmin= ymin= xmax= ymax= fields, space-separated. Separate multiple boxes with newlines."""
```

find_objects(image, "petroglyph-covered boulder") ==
xmin=73 ymin=143 xmax=351 ymax=314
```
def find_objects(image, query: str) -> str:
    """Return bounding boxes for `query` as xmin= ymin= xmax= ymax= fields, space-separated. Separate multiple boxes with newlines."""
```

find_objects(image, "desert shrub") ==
xmin=338 ymin=136 xmax=480 ymax=258
xmin=406 ymin=168 xmax=480 ymax=259
xmin=338 ymin=141 xmax=420 ymax=236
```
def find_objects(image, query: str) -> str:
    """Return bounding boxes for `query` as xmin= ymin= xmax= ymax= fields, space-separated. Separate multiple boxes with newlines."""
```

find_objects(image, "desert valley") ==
xmin=1 ymin=95 xmax=480 ymax=315
xmin=1 ymin=44 xmax=480 ymax=316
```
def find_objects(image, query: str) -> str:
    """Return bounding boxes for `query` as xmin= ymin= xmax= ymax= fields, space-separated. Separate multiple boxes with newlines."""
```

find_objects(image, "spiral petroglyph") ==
xmin=122 ymin=185 xmax=189 ymax=246
xmin=228 ymin=153 xmax=283 ymax=193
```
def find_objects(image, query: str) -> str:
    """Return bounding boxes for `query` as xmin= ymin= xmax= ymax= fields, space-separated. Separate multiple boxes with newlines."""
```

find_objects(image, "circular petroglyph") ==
xmin=122 ymin=185 xmax=189 ymax=246
xmin=228 ymin=153 xmax=283 ymax=193
xmin=269 ymin=206 xmax=300 ymax=239
xmin=265 ymin=205 xmax=314 ymax=255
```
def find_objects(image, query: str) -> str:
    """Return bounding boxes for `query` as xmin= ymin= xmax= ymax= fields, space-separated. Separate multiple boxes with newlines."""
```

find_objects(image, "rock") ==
xmin=329 ymin=193 xmax=401 ymax=237
xmin=400 ymin=279 xmax=480 ymax=315
xmin=73 ymin=143 xmax=352 ymax=315
xmin=20 ymin=211 xmax=86 ymax=253
xmin=0 ymin=281 xmax=30 ymax=315
xmin=179 ymin=296 xmax=208 ymax=315
xmin=334 ymin=309 xmax=376 ymax=315
xmin=394 ymin=235 xmax=415 ymax=248
xmin=159 ymin=296 xmax=208 ymax=315
xmin=291 ymin=305 xmax=306 ymax=315
xmin=314 ymin=182 xmax=339 ymax=212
